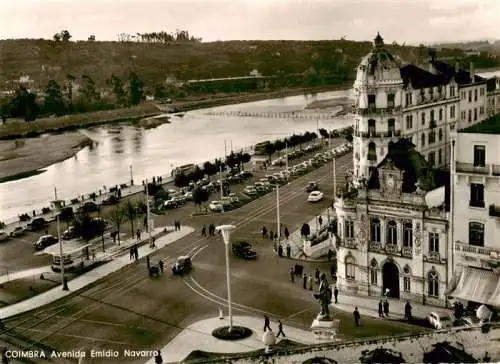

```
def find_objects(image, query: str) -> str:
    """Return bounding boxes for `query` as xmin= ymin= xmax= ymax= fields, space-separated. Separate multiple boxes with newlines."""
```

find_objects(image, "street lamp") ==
xmin=276 ymin=184 xmax=281 ymax=240
xmin=216 ymin=224 xmax=236 ymax=332
xmin=145 ymin=179 xmax=153 ymax=247
xmin=53 ymin=187 xmax=68 ymax=291
xmin=129 ymin=165 xmax=134 ymax=186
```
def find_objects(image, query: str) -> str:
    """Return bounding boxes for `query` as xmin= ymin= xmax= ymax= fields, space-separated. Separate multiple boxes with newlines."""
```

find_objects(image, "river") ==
xmin=0 ymin=89 xmax=354 ymax=221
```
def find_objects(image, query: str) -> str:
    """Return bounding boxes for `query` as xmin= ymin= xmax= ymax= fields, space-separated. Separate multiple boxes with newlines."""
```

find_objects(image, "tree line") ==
xmin=117 ymin=29 xmax=201 ymax=43
xmin=1 ymin=72 xmax=145 ymax=121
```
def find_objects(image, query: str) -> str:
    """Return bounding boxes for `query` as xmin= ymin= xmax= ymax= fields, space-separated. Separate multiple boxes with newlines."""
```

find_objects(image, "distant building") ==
xmin=486 ymin=77 xmax=500 ymax=116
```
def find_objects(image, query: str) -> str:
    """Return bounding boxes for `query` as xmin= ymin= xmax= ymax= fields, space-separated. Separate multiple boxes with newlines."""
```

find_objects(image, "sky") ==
xmin=0 ymin=0 xmax=499 ymax=44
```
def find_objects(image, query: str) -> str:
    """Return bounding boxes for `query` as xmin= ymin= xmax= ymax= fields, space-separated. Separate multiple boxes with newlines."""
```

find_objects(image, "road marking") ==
xmin=286 ymin=308 xmax=313 ymax=319
xmin=191 ymin=245 xmax=208 ymax=259
xmin=17 ymin=327 xmax=131 ymax=345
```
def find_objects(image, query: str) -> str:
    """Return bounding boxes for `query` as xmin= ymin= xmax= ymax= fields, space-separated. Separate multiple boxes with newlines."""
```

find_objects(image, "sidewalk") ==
xmin=146 ymin=315 xmax=335 ymax=364
xmin=0 ymin=226 xmax=194 ymax=319
xmin=331 ymin=291 xmax=452 ymax=321
xmin=0 ymin=266 xmax=51 ymax=285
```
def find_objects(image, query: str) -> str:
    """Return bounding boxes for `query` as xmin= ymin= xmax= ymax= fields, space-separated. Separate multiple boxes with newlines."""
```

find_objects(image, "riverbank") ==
xmin=0 ymin=132 xmax=92 ymax=183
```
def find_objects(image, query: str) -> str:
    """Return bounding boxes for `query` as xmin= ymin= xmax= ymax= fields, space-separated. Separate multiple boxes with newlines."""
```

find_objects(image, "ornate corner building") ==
xmin=334 ymin=33 xmax=499 ymax=307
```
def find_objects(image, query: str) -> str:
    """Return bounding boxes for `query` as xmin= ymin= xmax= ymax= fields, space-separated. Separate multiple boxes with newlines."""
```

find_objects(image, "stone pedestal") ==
xmin=311 ymin=315 xmax=340 ymax=340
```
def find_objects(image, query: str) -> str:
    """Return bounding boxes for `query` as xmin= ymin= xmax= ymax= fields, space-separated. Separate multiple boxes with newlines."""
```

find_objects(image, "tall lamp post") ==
xmin=53 ymin=187 xmax=68 ymax=291
xmin=276 ymin=184 xmax=281 ymax=240
xmin=129 ymin=165 xmax=134 ymax=186
xmin=145 ymin=179 xmax=153 ymax=247
xmin=216 ymin=224 xmax=236 ymax=332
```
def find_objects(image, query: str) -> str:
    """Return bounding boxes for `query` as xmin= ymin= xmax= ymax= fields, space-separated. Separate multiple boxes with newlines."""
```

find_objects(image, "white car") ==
xmin=307 ymin=191 xmax=324 ymax=202
xmin=220 ymin=197 xmax=232 ymax=207
xmin=228 ymin=193 xmax=239 ymax=203
xmin=427 ymin=312 xmax=453 ymax=329
xmin=209 ymin=201 xmax=223 ymax=212
xmin=243 ymin=186 xmax=258 ymax=196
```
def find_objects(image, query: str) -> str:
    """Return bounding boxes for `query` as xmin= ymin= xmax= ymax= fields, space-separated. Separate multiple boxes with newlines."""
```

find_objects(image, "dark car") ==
xmin=26 ymin=217 xmax=49 ymax=231
xmin=78 ymin=201 xmax=99 ymax=213
xmin=232 ymin=241 xmax=257 ymax=260
xmin=306 ymin=182 xmax=319 ymax=193
xmin=102 ymin=195 xmax=120 ymax=205
xmin=10 ymin=226 xmax=26 ymax=237
xmin=33 ymin=235 xmax=58 ymax=250
xmin=172 ymin=256 xmax=192 ymax=275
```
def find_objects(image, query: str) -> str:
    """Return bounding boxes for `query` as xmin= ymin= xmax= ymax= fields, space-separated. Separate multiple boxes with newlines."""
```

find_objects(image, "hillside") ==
xmin=0 ymin=38 xmax=488 ymax=91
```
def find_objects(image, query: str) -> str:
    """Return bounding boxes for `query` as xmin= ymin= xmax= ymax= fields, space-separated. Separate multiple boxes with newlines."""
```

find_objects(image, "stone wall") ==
xmin=190 ymin=324 xmax=500 ymax=364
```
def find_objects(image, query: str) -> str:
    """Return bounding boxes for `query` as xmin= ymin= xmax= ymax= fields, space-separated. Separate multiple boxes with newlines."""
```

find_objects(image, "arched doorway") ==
xmin=382 ymin=261 xmax=400 ymax=299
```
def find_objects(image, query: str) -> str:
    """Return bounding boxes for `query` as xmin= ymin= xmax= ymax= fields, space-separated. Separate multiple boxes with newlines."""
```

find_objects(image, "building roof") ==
xmin=367 ymin=139 xmax=436 ymax=193
xmin=357 ymin=33 xmax=401 ymax=80
xmin=460 ymin=113 xmax=500 ymax=134
xmin=400 ymin=64 xmax=450 ymax=89
xmin=486 ymin=77 xmax=498 ymax=92
xmin=430 ymin=60 xmax=487 ymax=85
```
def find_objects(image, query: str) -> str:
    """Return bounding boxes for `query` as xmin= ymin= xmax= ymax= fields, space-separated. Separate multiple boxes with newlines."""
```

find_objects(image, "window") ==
xmin=406 ymin=115 xmax=413 ymax=129
xmin=474 ymin=108 xmax=477 ymax=121
xmin=368 ymin=142 xmax=377 ymax=161
xmin=403 ymin=222 xmax=413 ymax=247
xmin=386 ymin=220 xmax=397 ymax=245
xmin=450 ymin=105 xmax=456 ymax=118
xmin=428 ymin=271 xmax=439 ymax=297
xmin=421 ymin=133 xmax=425 ymax=147
xmin=403 ymin=265 xmax=411 ymax=292
xmin=461 ymin=91 xmax=465 ymax=100
xmin=438 ymin=128 xmax=443 ymax=141
xmin=387 ymin=93 xmax=395 ymax=108
xmin=470 ymin=183 xmax=485 ymax=207
xmin=368 ymin=94 xmax=376 ymax=108
xmin=461 ymin=111 xmax=466 ymax=120
xmin=468 ymin=90 xmax=472 ymax=102
xmin=429 ymin=232 xmax=439 ymax=253
xmin=388 ymin=119 xmax=395 ymax=135
xmin=406 ymin=92 xmax=412 ymax=105
xmin=345 ymin=220 xmax=354 ymax=238
xmin=370 ymin=259 xmax=378 ymax=285
xmin=439 ymin=108 xmax=443 ymax=121
xmin=420 ymin=89 xmax=425 ymax=102
xmin=345 ymin=256 xmax=355 ymax=280
xmin=480 ymin=88 xmax=485 ymax=96
xmin=469 ymin=222 xmax=484 ymax=246
xmin=368 ymin=119 xmax=376 ymax=135
xmin=480 ymin=106 xmax=484 ymax=115
xmin=473 ymin=145 xmax=486 ymax=167
xmin=371 ymin=218 xmax=381 ymax=242
xmin=428 ymin=151 xmax=435 ymax=166
xmin=338 ymin=221 xmax=342 ymax=236
xmin=474 ymin=89 xmax=478 ymax=101
xmin=437 ymin=86 xmax=442 ymax=97
xmin=468 ymin=110 xmax=472 ymax=122
xmin=428 ymin=131 xmax=435 ymax=144
xmin=430 ymin=109 xmax=435 ymax=122
xmin=438 ymin=148 xmax=442 ymax=164
xmin=421 ymin=112 xmax=426 ymax=126
xmin=450 ymin=86 xmax=455 ymax=98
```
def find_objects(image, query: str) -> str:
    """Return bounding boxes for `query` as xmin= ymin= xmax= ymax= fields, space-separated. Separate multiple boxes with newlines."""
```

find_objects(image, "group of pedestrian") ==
xmin=129 ymin=245 xmax=139 ymax=261
xmin=263 ymin=315 xmax=286 ymax=337
xmin=378 ymin=299 xmax=390 ymax=318
xmin=173 ymin=221 xmax=181 ymax=231
xmin=201 ymin=224 xmax=218 ymax=237
xmin=262 ymin=225 xmax=289 ymax=242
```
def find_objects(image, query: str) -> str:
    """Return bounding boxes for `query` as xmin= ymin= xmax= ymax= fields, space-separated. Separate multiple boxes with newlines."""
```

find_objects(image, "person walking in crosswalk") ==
xmin=276 ymin=320 xmax=286 ymax=338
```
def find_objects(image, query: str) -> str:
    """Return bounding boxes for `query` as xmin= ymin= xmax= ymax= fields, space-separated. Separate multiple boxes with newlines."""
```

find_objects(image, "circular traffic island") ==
xmin=212 ymin=326 xmax=252 ymax=341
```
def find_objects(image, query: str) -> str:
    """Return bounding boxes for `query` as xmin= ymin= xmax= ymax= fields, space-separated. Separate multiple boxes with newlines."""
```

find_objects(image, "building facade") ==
xmin=486 ymin=77 xmax=500 ymax=117
xmin=448 ymin=115 xmax=500 ymax=307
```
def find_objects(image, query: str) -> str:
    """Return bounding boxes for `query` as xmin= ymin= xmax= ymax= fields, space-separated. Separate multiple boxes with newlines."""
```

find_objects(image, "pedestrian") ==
xmin=274 ymin=232 xmax=278 ymax=241
xmin=327 ymin=249 xmax=333 ymax=261
xmin=276 ymin=320 xmax=286 ymax=338
xmin=353 ymin=307 xmax=361 ymax=326
xmin=177 ymin=221 xmax=181 ymax=230
xmin=151 ymin=236 xmax=156 ymax=248
xmin=284 ymin=226 xmax=289 ymax=240
xmin=318 ymin=216 xmax=323 ymax=226
xmin=134 ymin=246 xmax=139 ymax=260
xmin=383 ymin=300 xmax=390 ymax=317
xmin=269 ymin=230 xmax=274 ymax=241
xmin=331 ymin=264 xmax=336 ymax=280
xmin=404 ymin=301 xmax=412 ymax=321
xmin=334 ymin=286 xmax=339 ymax=304
xmin=314 ymin=268 xmax=321 ymax=284
xmin=378 ymin=300 xmax=384 ymax=318
xmin=263 ymin=315 xmax=271 ymax=332
xmin=262 ymin=226 xmax=267 ymax=238
xmin=201 ymin=225 xmax=207 ymax=237
xmin=308 ymin=275 xmax=313 ymax=291
xmin=159 ymin=260 xmax=164 ymax=274
xmin=302 ymin=273 xmax=308 ymax=289
xmin=286 ymin=244 xmax=291 ymax=258
xmin=111 ymin=231 xmax=117 ymax=243
xmin=92 ymin=248 xmax=96 ymax=261
xmin=137 ymin=229 xmax=141 ymax=241
xmin=290 ymin=267 xmax=295 ymax=282
xmin=154 ymin=349 xmax=163 ymax=364
xmin=33 ymin=209 xmax=36 ymax=217
xmin=130 ymin=248 xmax=134 ymax=260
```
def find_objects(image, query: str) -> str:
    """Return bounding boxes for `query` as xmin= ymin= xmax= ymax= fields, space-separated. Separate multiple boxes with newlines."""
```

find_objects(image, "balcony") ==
xmin=369 ymin=241 xmax=383 ymax=252
xmin=402 ymin=246 xmax=413 ymax=257
xmin=354 ymin=130 xmax=402 ymax=138
xmin=427 ymin=251 xmax=441 ymax=263
xmin=455 ymin=162 xmax=500 ymax=176
xmin=455 ymin=241 xmax=500 ymax=260
xmin=345 ymin=238 xmax=357 ymax=249
xmin=385 ymin=244 xmax=398 ymax=254
xmin=489 ymin=204 xmax=500 ymax=218
xmin=356 ymin=106 xmax=402 ymax=116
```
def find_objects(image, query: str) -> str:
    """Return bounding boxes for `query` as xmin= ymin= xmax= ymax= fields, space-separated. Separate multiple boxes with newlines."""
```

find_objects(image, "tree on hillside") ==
xmin=9 ymin=86 xmax=38 ymax=121
xmin=109 ymin=75 xmax=127 ymax=106
xmin=80 ymin=75 xmax=100 ymax=103
xmin=53 ymin=33 xmax=61 ymax=42
xmin=88 ymin=35 xmax=96 ymax=41
xmin=60 ymin=30 xmax=72 ymax=42
xmin=128 ymin=72 xmax=144 ymax=106
xmin=44 ymin=79 xmax=66 ymax=116
xmin=65 ymin=73 xmax=75 ymax=113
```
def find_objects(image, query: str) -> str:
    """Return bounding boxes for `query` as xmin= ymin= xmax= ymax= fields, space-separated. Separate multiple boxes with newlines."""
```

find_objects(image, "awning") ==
xmin=448 ymin=267 xmax=498 ymax=305
xmin=444 ymin=271 xmax=461 ymax=296
xmin=487 ymin=278 xmax=500 ymax=307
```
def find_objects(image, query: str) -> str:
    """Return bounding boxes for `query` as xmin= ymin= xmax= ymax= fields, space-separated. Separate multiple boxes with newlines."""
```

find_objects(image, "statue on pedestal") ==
xmin=313 ymin=273 xmax=332 ymax=320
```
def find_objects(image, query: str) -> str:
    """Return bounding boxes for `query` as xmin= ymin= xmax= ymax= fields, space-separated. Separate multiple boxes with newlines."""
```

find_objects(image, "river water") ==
xmin=0 ymin=89 xmax=354 ymax=221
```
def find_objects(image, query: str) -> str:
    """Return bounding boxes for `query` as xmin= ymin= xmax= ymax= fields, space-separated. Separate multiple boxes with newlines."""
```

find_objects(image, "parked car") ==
xmin=33 ymin=235 xmax=58 ymax=250
xmin=307 ymin=191 xmax=324 ymax=202
xmin=232 ymin=241 xmax=257 ymax=260
xmin=243 ymin=186 xmax=258 ymax=196
xmin=209 ymin=201 xmax=224 ymax=212
xmin=238 ymin=171 xmax=253 ymax=178
xmin=163 ymin=199 xmax=179 ymax=209
xmin=26 ymin=217 xmax=49 ymax=231
xmin=306 ymin=181 xmax=319 ymax=192
xmin=171 ymin=196 xmax=186 ymax=205
xmin=0 ymin=231 xmax=9 ymax=242
xmin=453 ymin=316 xmax=480 ymax=327
xmin=172 ymin=255 xmax=192 ymax=275
xmin=220 ymin=197 xmax=232 ymax=207
xmin=62 ymin=226 xmax=77 ymax=240
xmin=427 ymin=312 xmax=454 ymax=329
xmin=184 ymin=191 xmax=193 ymax=201
xmin=9 ymin=226 xmax=25 ymax=237
xmin=78 ymin=201 xmax=99 ymax=213
xmin=228 ymin=193 xmax=239 ymax=204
